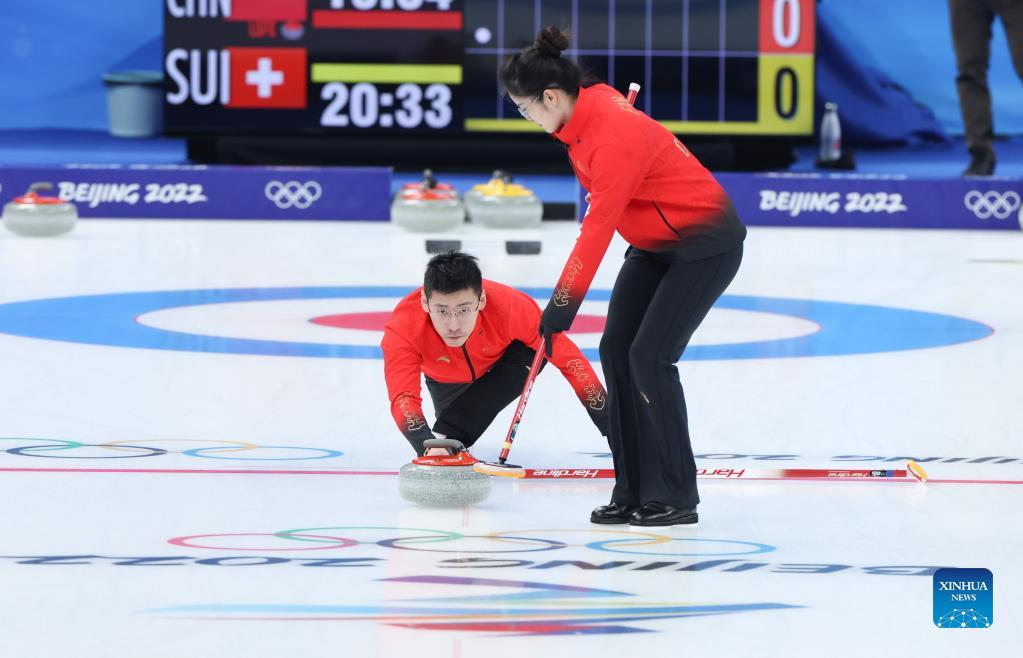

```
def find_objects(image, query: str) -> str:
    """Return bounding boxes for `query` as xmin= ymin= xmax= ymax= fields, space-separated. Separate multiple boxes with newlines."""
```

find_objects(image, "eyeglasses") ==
xmin=429 ymin=302 xmax=481 ymax=321
xmin=515 ymin=94 xmax=542 ymax=118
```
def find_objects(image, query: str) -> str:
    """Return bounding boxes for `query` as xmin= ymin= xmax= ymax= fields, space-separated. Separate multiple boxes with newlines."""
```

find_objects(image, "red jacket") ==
xmin=545 ymin=83 xmax=746 ymax=329
xmin=382 ymin=280 xmax=607 ymax=445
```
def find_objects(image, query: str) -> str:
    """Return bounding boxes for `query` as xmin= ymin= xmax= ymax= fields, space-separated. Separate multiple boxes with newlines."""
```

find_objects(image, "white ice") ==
xmin=0 ymin=219 xmax=1020 ymax=656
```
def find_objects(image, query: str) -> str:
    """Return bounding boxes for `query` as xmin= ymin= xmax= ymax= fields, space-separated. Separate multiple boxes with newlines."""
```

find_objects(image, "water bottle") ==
xmin=819 ymin=102 xmax=842 ymax=163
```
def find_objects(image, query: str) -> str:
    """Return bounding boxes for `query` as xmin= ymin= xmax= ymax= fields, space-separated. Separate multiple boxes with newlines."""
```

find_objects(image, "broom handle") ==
xmin=497 ymin=336 xmax=547 ymax=464
xmin=498 ymin=83 xmax=641 ymax=465
xmin=626 ymin=82 xmax=640 ymax=105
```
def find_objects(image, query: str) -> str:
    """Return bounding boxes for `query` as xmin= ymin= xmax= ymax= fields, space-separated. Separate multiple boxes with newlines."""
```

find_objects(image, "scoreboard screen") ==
xmin=164 ymin=0 xmax=814 ymax=136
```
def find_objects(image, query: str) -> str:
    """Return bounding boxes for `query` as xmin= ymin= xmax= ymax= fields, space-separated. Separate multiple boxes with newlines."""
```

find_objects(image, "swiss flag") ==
xmin=227 ymin=47 xmax=307 ymax=109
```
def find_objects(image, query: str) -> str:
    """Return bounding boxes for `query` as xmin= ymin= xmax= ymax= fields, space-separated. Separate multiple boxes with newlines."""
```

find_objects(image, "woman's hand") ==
xmin=538 ymin=322 xmax=556 ymax=358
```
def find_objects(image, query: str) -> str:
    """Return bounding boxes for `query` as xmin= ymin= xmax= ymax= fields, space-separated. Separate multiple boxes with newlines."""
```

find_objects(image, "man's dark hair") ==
xmin=424 ymin=252 xmax=483 ymax=299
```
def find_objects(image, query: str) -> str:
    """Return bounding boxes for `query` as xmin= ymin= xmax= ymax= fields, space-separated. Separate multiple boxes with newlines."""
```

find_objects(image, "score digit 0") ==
xmin=758 ymin=55 xmax=812 ymax=132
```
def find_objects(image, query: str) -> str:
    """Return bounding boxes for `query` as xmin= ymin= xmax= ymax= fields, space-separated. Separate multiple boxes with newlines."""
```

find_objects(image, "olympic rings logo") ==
xmin=963 ymin=190 xmax=1021 ymax=220
xmin=167 ymin=526 xmax=776 ymax=557
xmin=264 ymin=180 xmax=322 ymax=210
xmin=0 ymin=438 xmax=342 ymax=461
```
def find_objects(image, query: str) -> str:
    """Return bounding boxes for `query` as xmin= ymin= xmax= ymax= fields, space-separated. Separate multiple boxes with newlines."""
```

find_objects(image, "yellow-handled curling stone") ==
xmin=465 ymin=170 xmax=542 ymax=228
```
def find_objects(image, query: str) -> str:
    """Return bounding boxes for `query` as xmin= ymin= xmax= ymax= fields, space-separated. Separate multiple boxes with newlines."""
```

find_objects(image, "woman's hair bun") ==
xmin=534 ymin=26 xmax=570 ymax=58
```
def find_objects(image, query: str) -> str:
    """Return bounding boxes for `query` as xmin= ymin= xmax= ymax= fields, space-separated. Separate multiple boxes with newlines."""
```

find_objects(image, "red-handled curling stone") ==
xmin=3 ymin=182 xmax=78 ymax=237
xmin=398 ymin=438 xmax=492 ymax=506
xmin=390 ymin=169 xmax=466 ymax=232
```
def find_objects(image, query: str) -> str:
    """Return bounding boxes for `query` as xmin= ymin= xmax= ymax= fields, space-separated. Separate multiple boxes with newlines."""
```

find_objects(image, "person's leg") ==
xmin=628 ymin=245 xmax=743 ymax=511
xmin=597 ymin=249 xmax=667 ymax=507
xmin=431 ymin=340 xmax=545 ymax=448
xmin=996 ymin=0 xmax=1023 ymax=81
xmin=950 ymin=0 xmax=997 ymax=173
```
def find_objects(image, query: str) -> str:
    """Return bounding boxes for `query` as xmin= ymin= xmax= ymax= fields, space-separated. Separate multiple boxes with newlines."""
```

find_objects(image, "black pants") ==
xmin=427 ymin=340 xmax=545 ymax=448
xmin=949 ymin=0 xmax=1023 ymax=150
xmin=598 ymin=244 xmax=743 ymax=509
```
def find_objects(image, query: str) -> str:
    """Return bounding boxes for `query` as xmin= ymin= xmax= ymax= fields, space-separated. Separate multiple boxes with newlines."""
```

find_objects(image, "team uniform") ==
xmin=541 ymin=83 xmax=747 ymax=509
xmin=383 ymin=279 xmax=609 ymax=455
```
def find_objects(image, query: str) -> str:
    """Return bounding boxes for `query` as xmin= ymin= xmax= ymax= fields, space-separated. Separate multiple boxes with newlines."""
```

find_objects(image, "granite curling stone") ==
xmin=464 ymin=170 xmax=542 ymax=229
xmin=2 ymin=182 xmax=78 ymax=237
xmin=390 ymin=169 xmax=465 ymax=232
xmin=399 ymin=438 xmax=492 ymax=506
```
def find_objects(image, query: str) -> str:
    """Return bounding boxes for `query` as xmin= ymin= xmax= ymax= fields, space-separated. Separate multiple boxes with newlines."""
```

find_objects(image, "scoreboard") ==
xmin=164 ymin=0 xmax=814 ymax=136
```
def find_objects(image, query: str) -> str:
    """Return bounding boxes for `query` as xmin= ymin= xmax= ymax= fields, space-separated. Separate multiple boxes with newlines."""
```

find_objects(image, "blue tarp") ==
xmin=0 ymin=1 xmax=162 ymax=131
xmin=817 ymin=0 xmax=1022 ymax=143
xmin=815 ymin=10 xmax=948 ymax=145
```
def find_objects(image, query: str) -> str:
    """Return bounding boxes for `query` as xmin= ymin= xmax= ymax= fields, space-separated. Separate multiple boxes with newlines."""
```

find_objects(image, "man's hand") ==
xmin=423 ymin=434 xmax=458 ymax=456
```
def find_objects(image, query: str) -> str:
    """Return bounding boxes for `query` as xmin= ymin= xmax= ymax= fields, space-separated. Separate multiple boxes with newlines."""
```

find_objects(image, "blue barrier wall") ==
xmin=0 ymin=165 xmax=393 ymax=220
xmin=579 ymin=172 xmax=1023 ymax=231
xmin=0 ymin=1 xmax=1019 ymax=137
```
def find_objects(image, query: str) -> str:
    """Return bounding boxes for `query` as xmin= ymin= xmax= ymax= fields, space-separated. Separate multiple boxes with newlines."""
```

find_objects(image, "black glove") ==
xmin=538 ymin=321 xmax=556 ymax=358
xmin=539 ymin=302 xmax=573 ymax=359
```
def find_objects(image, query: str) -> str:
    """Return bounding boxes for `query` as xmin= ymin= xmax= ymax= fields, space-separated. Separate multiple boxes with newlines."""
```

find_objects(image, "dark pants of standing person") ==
xmin=949 ymin=0 xmax=1023 ymax=152
xmin=426 ymin=340 xmax=546 ymax=448
xmin=598 ymin=244 xmax=743 ymax=509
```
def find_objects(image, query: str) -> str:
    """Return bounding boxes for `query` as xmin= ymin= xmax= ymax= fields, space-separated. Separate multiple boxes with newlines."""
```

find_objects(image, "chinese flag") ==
xmin=228 ymin=0 xmax=307 ymax=22
xmin=227 ymin=47 xmax=307 ymax=109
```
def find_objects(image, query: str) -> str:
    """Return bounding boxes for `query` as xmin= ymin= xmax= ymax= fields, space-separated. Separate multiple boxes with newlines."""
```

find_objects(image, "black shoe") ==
xmin=590 ymin=502 xmax=639 ymax=525
xmin=629 ymin=502 xmax=698 ymax=527
xmin=963 ymin=147 xmax=996 ymax=177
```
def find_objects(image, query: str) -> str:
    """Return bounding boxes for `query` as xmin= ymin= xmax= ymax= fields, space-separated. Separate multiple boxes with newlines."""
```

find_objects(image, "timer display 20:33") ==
xmin=319 ymin=82 xmax=453 ymax=129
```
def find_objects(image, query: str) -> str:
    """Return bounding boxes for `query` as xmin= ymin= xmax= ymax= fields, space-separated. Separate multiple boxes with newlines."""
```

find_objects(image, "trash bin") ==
xmin=102 ymin=70 xmax=163 ymax=138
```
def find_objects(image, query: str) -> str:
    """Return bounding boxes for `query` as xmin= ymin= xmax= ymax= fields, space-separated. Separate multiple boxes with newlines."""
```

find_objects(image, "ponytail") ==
xmin=499 ymin=26 xmax=583 ymax=99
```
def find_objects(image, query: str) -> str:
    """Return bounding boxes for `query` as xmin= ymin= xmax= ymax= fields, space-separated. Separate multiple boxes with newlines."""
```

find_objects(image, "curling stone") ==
xmin=399 ymin=438 xmax=491 ymax=507
xmin=465 ymin=171 xmax=542 ymax=229
xmin=391 ymin=169 xmax=465 ymax=232
xmin=2 ymin=182 xmax=78 ymax=237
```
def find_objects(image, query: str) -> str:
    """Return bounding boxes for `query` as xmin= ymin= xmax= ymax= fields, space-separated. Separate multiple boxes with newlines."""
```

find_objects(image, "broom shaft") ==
xmin=626 ymin=82 xmax=640 ymax=105
xmin=497 ymin=336 xmax=547 ymax=463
